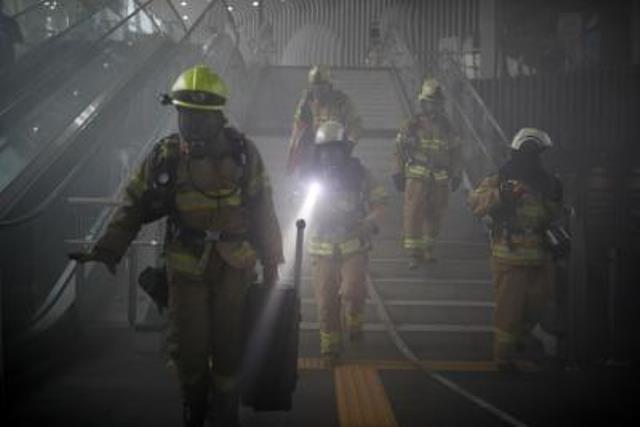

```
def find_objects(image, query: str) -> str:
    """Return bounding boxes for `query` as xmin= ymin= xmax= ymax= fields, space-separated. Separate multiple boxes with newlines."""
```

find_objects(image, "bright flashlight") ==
xmin=298 ymin=181 xmax=322 ymax=221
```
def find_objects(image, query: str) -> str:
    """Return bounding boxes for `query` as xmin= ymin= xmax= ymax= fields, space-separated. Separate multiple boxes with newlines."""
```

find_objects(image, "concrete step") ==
xmin=284 ymin=260 xmax=492 ymax=286
xmin=300 ymin=298 xmax=493 ymax=326
xmin=291 ymin=276 xmax=493 ymax=302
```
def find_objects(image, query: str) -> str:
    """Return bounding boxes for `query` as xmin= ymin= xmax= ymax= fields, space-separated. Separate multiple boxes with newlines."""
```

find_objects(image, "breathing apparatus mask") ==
xmin=311 ymin=81 xmax=332 ymax=103
xmin=315 ymin=141 xmax=349 ymax=181
xmin=420 ymin=98 xmax=444 ymax=118
xmin=177 ymin=108 xmax=227 ymax=159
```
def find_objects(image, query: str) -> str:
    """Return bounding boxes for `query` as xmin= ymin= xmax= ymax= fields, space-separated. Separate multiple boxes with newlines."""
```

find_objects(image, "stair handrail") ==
xmin=384 ymin=28 xmax=509 ymax=185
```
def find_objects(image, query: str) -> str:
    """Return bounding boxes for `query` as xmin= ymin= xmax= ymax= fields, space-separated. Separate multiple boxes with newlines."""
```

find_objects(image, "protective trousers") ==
xmin=403 ymin=177 xmax=449 ymax=257
xmin=491 ymin=257 xmax=553 ymax=363
xmin=312 ymin=252 xmax=368 ymax=355
xmin=167 ymin=251 xmax=252 ymax=424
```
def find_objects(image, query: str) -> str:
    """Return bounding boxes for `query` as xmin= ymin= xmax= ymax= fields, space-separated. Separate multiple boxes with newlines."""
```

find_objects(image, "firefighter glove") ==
xmin=450 ymin=175 xmax=462 ymax=192
xmin=68 ymin=249 xmax=117 ymax=275
xmin=392 ymin=173 xmax=405 ymax=192
xmin=263 ymin=264 xmax=279 ymax=287
xmin=499 ymin=180 xmax=526 ymax=203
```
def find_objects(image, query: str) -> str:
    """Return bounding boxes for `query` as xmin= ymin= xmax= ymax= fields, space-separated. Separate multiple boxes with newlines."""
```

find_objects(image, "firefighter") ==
xmin=308 ymin=120 xmax=387 ymax=367
xmin=69 ymin=65 xmax=283 ymax=426
xmin=467 ymin=128 xmax=563 ymax=372
xmin=392 ymin=78 xmax=462 ymax=268
xmin=286 ymin=65 xmax=362 ymax=176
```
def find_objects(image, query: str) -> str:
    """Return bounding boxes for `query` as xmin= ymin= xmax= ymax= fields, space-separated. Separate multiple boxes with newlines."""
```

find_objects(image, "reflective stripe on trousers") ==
xmin=320 ymin=331 xmax=342 ymax=355
xmin=405 ymin=163 xmax=449 ymax=181
xmin=308 ymin=236 xmax=366 ymax=257
xmin=403 ymin=178 xmax=449 ymax=255
xmin=313 ymin=253 xmax=368 ymax=354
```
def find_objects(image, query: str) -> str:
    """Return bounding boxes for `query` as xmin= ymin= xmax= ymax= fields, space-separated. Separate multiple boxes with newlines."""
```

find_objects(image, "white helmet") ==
xmin=511 ymin=127 xmax=552 ymax=152
xmin=315 ymin=120 xmax=348 ymax=146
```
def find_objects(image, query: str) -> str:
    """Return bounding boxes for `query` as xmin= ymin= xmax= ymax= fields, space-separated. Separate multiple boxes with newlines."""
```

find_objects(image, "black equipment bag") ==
xmin=138 ymin=265 xmax=168 ymax=312
xmin=241 ymin=220 xmax=306 ymax=411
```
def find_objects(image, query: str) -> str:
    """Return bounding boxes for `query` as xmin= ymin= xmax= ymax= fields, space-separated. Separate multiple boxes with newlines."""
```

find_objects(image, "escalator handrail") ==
xmin=0 ymin=35 xmax=170 ymax=225
xmin=6 ymin=0 xmax=120 ymax=65
xmin=385 ymin=29 xmax=507 ymax=172
xmin=440 ymin=53 xmax=510 ymax=147
xmin=162 ymin=0 xmax=188 ymax=34
xmin=10 ymin=0 xmax=49 ymax=19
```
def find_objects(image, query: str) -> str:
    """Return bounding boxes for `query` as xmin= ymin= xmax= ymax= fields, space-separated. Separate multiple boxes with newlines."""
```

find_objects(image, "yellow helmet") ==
xmin=170 ymin=65 xmax=228 ymax=110
xmin=308 ymin=65 xmax=331 ymax=84
xmin=418 ymin=78 xmax=442 ymax=101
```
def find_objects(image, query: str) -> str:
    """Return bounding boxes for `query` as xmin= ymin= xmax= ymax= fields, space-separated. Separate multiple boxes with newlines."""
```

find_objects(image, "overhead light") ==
xmin=180 ymin=1 xmax=187 ymax=6
xmin=252 ymin=1 xmax=260 ymax=7
xmin=227 ymin=5 xmax=234 ymax=11
xmin=182 ymin=15 xmax=189 ymax=20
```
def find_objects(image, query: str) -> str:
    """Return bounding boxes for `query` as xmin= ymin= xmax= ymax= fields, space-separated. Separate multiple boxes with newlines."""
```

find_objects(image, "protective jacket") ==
xmin=287 ymin=88 xmax=362 ymax=174
xmin=94 ymin=128 xmax=283 ymax=276
xmin=393 ymin=114 xmax=461 ymax=182
xmin=309 ymin=159 xmax=387 ymax=257
xmin=468 ymin=175 xmax=562 ymax=265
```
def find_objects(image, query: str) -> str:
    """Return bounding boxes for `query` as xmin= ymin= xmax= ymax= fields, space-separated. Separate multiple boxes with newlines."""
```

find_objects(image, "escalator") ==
xmin=0 ymin=0 xmax=250 ymax=344
xmin=0 ymin=0 xmax=173 ymax=210
xmin=0 ymin=0 xmax=129 ymax=132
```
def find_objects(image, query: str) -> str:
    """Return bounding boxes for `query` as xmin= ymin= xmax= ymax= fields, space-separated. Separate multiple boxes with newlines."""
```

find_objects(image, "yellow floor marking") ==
xmin=297 ymin=358 xmax=540 ymax=372
xmin=334 ymin=364 xmax=399 ymax=427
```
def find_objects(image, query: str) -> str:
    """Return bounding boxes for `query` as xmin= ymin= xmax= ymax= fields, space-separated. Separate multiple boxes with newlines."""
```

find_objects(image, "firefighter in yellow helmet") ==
xmin=69 ymin=65 xmax=283 ymax=426
xmin=286 ymin=65 xmax=362 ymax=176
xmin=468 ymin=128 xmax=564 ymax=372
xmin=392 ymin=78 xmax=463 ymax=268
xmin=308 ymin=120 xmax=387 ymax=367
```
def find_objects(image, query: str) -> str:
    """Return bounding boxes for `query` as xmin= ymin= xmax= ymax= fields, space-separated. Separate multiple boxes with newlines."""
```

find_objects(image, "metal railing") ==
xmin=384 ymin=28 xmax=509 ymax=187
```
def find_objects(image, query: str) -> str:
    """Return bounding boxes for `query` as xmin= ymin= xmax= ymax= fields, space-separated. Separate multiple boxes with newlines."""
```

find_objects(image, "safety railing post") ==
xmin=0 ymin=269 xmax=5 ymax=412
xmin=75 ymin=261 xmax=86 ymax=323
xmin=128 ymin=247 xmax=138 ymax=328
xmin=606 ymin=247 xmax=620 ymax=364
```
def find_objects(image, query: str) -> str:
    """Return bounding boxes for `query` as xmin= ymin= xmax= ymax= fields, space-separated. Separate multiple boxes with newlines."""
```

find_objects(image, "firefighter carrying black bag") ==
xmin=240 ymin=219 xmax=306 ymax=411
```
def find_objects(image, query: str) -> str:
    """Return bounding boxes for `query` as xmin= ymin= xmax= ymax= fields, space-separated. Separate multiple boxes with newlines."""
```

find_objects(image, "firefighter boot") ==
xmin=321 ymin=351 xmax=341 ymax=368
xmin=181 ymin=382 xmax=208 ymax=427
xmin=408 ymin=252 xmax=423 ymax=269
xmin=423 ymin=247 xmax=437 ymax=263
xmin=182 ymin=397 xmax=207 ymax=427
xmin=343 ymin=302 xmax=364 ymax=343
xmin=209 ymin=391 xmax=240 ymax=427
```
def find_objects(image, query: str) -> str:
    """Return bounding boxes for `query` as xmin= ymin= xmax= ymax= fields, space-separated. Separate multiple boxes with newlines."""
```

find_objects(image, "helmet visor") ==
xmin=311 ymin=82 xmax=331 ymax=101
xmin=315 ymin=142 xmax=348 ymax=170
xmin=178 ymin=109 xmax=224 ymax=144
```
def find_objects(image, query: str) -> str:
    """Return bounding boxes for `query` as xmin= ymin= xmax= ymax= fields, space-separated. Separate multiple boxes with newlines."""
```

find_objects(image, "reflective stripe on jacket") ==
xmin=393 ymin=115 xmax=461 ymax=181
xmin=309 ymin=163 xmax=387 ymax=257
xmin=95 ymin=130 xmax=283 ymax=276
